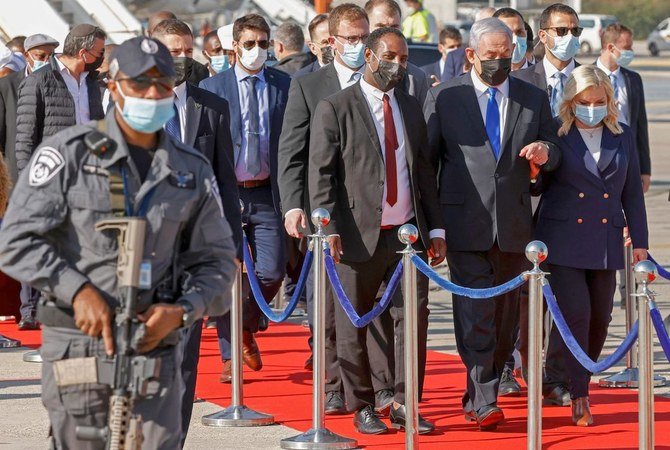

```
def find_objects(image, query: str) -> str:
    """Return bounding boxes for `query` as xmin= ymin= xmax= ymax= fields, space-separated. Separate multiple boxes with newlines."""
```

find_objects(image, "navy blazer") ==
xmin=621 ymin=67 xmax=651 ymax=175
xmin=443 ymin=47 xmax=466 ymax=82
xmin=535 ymin=124 xmax=648 ymax=270
xmin=199 ymin=66 xmax=291 ymax=213
xmin=293 ymin=60 xmax=321 ymax=78
xmin=421 ymin=59 xmax=442 ymax=82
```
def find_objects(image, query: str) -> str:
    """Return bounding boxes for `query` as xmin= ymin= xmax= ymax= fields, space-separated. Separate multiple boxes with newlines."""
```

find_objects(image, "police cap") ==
xmin=109 ymin=36 xmax=175 ymax=79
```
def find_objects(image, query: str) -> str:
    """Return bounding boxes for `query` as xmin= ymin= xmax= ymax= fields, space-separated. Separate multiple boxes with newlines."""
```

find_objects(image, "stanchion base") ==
xmin=201 ymin=405 xmax=275 ymax=427
xmin=280 ymin=428 xmax=358 ymax=450
xmin=0 ymin=335 xmax=21 ymax=348
xmin=599 ymin=368 xmax=666 ymax=388
xmin=23 ymin=350 xmax=42 ymax=363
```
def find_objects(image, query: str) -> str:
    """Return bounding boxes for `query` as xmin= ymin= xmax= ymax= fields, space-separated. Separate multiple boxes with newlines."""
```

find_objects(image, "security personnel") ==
xmin=0 ymin=36 xmax=237 ymax=449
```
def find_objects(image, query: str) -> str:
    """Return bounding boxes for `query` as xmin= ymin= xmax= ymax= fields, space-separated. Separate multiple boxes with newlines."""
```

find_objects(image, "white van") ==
xmin=647 ymin=18 xmax=670 ymax=56
xmin=578 ymin=14 xmax=618 ymax=55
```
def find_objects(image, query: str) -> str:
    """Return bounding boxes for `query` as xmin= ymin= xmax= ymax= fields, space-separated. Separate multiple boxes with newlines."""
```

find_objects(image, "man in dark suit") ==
xmin=294 ymin=14 xmax=332 ymax=78
xmin=511 ymin=3 xmax=582 ymax=406
xmin=424 ymin=17 xmax=560 ymax=430
xmin=151 ymin=20 xmax=243 ymax=443
xmin=442 ymin=46 xmax=467 ymax=81
xmin=310 ymin=27 xmax=446 ymax=435
xmin=273 ymin=21 xmax=316 ymax=76
xmin=422 ymin=26 xmax=462 ymax=85
xmin=200 ymin=14 xmax=290 ymax=378
xmin=597 ymin=23 xmax=651 ymax=191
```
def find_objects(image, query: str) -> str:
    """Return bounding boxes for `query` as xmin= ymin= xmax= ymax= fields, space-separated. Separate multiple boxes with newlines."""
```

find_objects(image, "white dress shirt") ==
xmin=578 ymin=126 xmax=604 ymax=163
xmin=173 ymin=82 xmax=188 ymax=140
xmin=470 ymin=69 xmax=509 ymax=151
xmin=359 ymin=77 xmax=445 ymax=240
xmin=543 ymin=57 xmax=575 ymax=94
xmin=596 ymin=58 xmax=629 ymax=125
xmin=55 ymin=56 xmax=90 ymax=124
xmin=333 ymin=59 xmax=365 ymax=90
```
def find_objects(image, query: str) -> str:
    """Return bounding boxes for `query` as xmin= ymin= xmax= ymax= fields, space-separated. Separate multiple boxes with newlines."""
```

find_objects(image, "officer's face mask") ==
xmin=321 ymin=45 xmax=334 ymax=65
xmin=172 ymin=57 xmax=193 ymax=85
xmin=512 ymin=35 xmax=527 ymax=65
xmin=238 ymin=45 xmax=267 ymax=71
xmin=28 ymin=55 xmax=49 ymax=72
xmin=613 ymin=46 xmax=635 ymax=67
xmin=84 ymin=49 xmax=105 ymax=72
xmin=207 ymin=53 xmax=231 ymax=73
xmin=115 ymin=82 xmax=175 ymax=133
xmin=335 ymin=38 xmax=366 ymax=69
xmin=369 ymin=51 xmax=406 ymax=92
xmin=475 ymin=53 xmax=511 ymax=86
xmin=547 ymin=33 xmax=580 ymax=62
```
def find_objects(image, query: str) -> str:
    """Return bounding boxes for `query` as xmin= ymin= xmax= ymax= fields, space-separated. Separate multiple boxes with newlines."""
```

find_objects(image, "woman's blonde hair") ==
xmin=557 ymin=65 xmax=623 ymax=137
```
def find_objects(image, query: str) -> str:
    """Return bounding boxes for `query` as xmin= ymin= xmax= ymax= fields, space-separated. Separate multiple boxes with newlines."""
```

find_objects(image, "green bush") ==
xmin=583 ymin=0 xmax=670 ymax=37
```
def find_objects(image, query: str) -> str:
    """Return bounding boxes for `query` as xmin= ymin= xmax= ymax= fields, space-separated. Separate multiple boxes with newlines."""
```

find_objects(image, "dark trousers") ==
xmin=215 ymin=185 xmax=287 ymax=359
xmin=180 ymin=319 xmax=203 ymax=446
xmin=447 ymin=243 xmax=527 ymax=413
xmin=284 ymin=235 xmax=307 ymax=304
xmin=333 ymin=228 xmax=428 ymax=411
xmin=19 ymin=283 xmax=39 ymax=320
xmin=546 ymin=264 xmax=616 ymax=399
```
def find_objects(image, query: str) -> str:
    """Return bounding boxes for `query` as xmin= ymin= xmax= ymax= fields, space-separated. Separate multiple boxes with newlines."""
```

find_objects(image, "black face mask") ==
xmin=172 ymin=57 xmax=193 ymax=85
xmin=476 ymin=56 xmax=511 ymax=86
xmin=371 ymin=53 xmax=407 ymax=92
xmin=84 ymin=53 xmax=104 ymax=73
xmin=321 ymin=46 xmax=334 ymax=65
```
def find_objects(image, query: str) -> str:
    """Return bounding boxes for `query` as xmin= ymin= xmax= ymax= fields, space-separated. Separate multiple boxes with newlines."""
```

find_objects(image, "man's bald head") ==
xmin=147 ymin=11 xmax=177 ymax=36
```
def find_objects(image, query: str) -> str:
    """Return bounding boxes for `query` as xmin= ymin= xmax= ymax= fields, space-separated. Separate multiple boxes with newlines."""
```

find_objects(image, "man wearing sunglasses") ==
xmin=0 ymin=36 xmax=236 ymax=449
xmin=511 ymin=2 xmax=581 ymax=409
xmin=200 ymin=14 xmax=291 ymax=380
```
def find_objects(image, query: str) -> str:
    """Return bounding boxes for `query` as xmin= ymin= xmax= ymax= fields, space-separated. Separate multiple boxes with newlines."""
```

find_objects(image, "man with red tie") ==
xmin=309 ymin=27 xmax=445 ymax=435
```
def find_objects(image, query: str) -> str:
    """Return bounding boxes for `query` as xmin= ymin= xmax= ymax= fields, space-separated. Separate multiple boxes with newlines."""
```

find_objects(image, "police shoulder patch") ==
xmin=29 ymin=146 xmax=65 ymax=187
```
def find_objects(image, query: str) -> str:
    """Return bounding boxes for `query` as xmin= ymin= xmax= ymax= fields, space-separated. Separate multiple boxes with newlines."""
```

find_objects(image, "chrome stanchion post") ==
xmin=399 ymin=225 xmax=419 ymax=450
xmin=525 ymin=241 xmax=548 ymax=450
xmin=634 ymin=260 xmax=656 ymax=450
xmin=22 ymin=349 xmax=42 ymax=362
xmin=202 ymin=201 xmax=274 ymax=427
xmin=281 ymin=208 xmax=356 ymax=450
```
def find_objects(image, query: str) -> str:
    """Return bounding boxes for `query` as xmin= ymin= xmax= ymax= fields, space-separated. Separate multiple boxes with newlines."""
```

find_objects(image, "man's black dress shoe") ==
xmin=374 ymin=389 xmax=394 ymax=415
xmin=499 ymin=366 xmax=521 ymax=397
xmin=389 ymin=404 xmax=435 ymax=434
xmin=325 ymin=391 xmax=346 ymax=415
xmin=17 ymin=317 xmax=40 ymax=331
xmin=354 ymin=405 xmax=388 ymax=435
xmin=543 ymin=385 xmax=571 ymax=406
xmin=464 ymin=405 xmax=504 ymax=431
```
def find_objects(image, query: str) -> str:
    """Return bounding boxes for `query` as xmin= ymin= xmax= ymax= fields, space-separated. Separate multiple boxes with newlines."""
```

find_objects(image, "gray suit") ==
xmin=424 ymin=73 xmax=560 ymax=412
xmin=309 ymin=82 xmax=443 ymax=410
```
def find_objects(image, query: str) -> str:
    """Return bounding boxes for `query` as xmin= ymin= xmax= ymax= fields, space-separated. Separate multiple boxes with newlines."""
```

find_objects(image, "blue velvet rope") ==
xmin=649 ymin=304 xmax=670 ymax=363
xmin=242 ymin=234 xmax=313 ymax=323
xmin=543 ymin=283 xmax=639 ymax=373
xmin=324 ymin=249 xmax=403 ymax=328
xmin=647 ymin=253 xmax=670 ymax=281
xmin=410 ymin=254 xmax=526 ymax=298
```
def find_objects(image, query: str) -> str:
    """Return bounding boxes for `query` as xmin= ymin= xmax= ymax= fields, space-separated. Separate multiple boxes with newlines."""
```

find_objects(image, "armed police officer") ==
xmin=0 ymin=37 xmax=237 ymax=449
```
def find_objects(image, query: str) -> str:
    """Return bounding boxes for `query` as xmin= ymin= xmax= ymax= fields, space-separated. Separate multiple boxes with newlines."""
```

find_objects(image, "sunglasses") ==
xmin=542 ymin=26 xmax=584 ymax=37
xmin=117 ymin=75 xmax=175 ymax=93
xmin=240 ymin=40 xmax=270 ymax=50
xmin=334 ymin=34 xmax=369 ymax=46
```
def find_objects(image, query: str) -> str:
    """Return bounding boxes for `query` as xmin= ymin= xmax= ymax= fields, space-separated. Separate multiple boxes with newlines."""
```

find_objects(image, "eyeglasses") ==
xmin=240 ymin=40 xmax=270 ymax=50
xmin=334 ymin=34 xmax=369 ymax=45
xmin=86 ymin=48 xmax=105 ymax=58
xmin=116 ymin=75 xmax=175 ymax=93
xmin=542 ymin=26 xmax=584 ymax=37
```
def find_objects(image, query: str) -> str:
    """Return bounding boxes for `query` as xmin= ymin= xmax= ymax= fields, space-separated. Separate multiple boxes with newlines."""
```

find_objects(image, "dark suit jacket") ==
xmin=199 ymin=66 xmax=291 ymax=213
xmin=422 ymin=59 xmax=442 ymax=83
xmin=0 ymin=70 xmax=25 ymax=182
xmin=274 ymin=52 xmax=316 ymax=76
xmin=187 ymin=59 xmax=211 ymax=87
xmin=511 ymin=59 xmax=580 ymax=97
xmin=293 ymin=60 xmax=321 ymax=78
xmin=443 ymin=47 xmax=466 ymax=82
xmin=401 ymin=62 xmax=430 ymax=108
xmin=309 ymin=83 xmax=443 ymax=262
xmin=183 ymin=83 xmax=242 ymax=256
xmin=424 ymin=74 xmax=561 ymax=253
xmin=278 ymin=63 xmax=341 ymax=217
xmin=620 ymin=67 xmax=651 ymax=175
xmin=535 ymin=124 xmax=648 ymax=270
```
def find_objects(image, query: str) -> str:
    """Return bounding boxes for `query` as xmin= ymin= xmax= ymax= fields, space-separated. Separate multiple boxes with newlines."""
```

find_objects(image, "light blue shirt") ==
xmin=597 ymin=58 xmax=629 ymax=125
xmin=234 ymin=64 xmax=270 ymax=181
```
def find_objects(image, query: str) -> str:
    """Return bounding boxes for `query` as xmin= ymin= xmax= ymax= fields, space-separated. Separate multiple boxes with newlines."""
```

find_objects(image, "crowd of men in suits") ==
xmin=0 ymin=0 xmax=651 ymax=440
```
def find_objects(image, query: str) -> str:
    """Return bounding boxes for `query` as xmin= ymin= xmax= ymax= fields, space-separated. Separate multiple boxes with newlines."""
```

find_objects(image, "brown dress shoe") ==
xmin=242 ymin=330 xmax=263 ymax=371
xmin=571 ymin=396 xmax=593 ymax=427
xmin=219 ymin=359 xmax=232 ymax=383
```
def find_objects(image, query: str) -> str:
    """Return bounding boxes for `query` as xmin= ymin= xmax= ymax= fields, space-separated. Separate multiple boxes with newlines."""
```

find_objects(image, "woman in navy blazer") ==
xmin=535 ymin=65 xmax=648 ymax=427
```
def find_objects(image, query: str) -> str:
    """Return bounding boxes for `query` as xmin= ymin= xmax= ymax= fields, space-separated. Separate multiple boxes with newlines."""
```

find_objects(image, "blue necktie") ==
xmin=550 ymin=72 xmax=566 ymax=117
xmin=164 ymin=102 xmax=181 ymax=142
xmin=245 ymin=76 xmax=261 ymax=177
xmin=485 ymin=87 xmax=501 ymax=160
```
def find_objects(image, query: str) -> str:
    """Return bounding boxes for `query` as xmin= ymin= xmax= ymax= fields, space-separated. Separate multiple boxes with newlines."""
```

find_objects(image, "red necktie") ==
xmin=383 ymin=94 xmax=398 ymax=207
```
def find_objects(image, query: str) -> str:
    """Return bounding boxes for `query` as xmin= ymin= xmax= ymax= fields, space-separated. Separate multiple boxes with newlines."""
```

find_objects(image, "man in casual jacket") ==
xmin=14 ymin=24 xmax=106 ymax=173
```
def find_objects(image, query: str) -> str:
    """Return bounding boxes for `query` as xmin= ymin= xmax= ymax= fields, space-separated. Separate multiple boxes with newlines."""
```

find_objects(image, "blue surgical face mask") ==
xmin=512 ymin=35 xmax=527 ymax=65
xmin=574 ymin=104 xmax=608 ymax=127
xmin=31 ymin=59 xmax=49 ymax=71
xmin=115 ymin=83 xmax=175 ymax=133
xmin=209 ymin=54 xmax=231 ymax=73
xmin=615 ymin=47 xmax=635 ymax=67
xmin=336 ymin=39 xmax=366 ymax=69
xmin=548 ymin=34 xmax=580 ymax=62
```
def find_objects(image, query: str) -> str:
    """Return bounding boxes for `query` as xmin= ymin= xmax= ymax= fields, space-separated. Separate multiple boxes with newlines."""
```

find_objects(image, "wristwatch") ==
xmin=177 ymin=301 xmax=197 ymax=328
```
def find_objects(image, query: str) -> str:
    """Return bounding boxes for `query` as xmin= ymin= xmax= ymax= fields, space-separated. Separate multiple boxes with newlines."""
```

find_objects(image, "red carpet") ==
xmin=3 ymin=319 xmax=670 ymax=449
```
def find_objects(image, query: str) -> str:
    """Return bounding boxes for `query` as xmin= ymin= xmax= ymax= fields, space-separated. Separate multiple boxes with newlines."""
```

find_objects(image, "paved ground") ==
xmin=2 ymin=51 xmax=670 ymax=449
